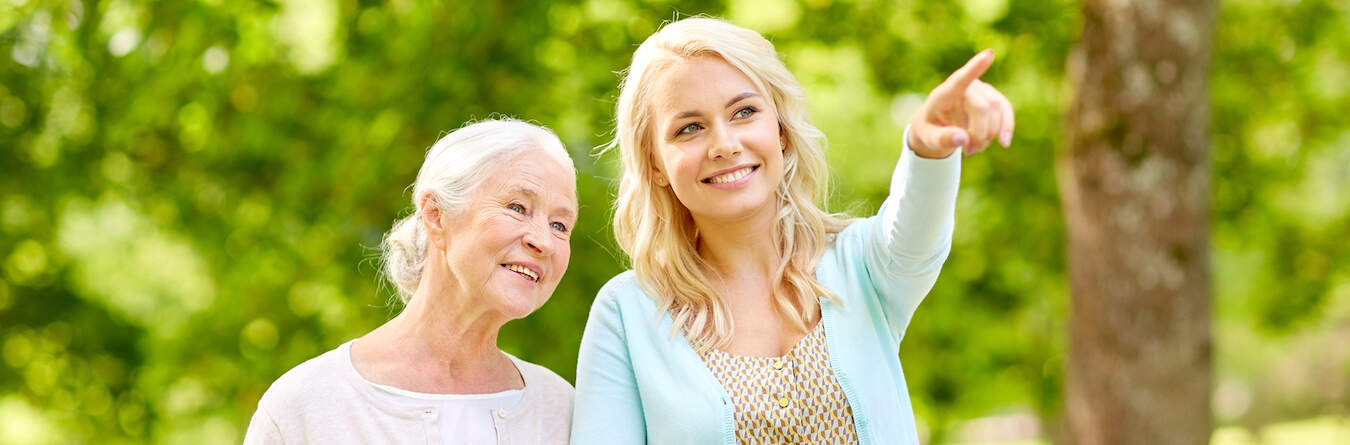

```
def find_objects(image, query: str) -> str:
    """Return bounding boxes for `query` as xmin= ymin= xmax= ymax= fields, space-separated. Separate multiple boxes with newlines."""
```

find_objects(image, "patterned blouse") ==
xmin=699 ymin=322 xmax=859 ymax=444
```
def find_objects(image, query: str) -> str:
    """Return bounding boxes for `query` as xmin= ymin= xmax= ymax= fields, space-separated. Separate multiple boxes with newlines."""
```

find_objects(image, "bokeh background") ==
xmin=1 ymin=0 xmax=1347 ymax=443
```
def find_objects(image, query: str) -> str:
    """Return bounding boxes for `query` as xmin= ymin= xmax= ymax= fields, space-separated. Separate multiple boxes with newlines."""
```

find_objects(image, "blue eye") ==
xmin=508 ymin=203 xmax=526 ymax=214
xmin=676 ymin=122 xmax=703 ymax=136
xmin=551 ymin=221 xmax=569 ymax=232
xmin=733 ymin=107 xmax=756 ymax=119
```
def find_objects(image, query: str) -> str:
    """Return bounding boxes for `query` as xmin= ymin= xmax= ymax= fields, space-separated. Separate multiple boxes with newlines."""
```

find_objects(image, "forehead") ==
xmin=478 ymin=150 xmax=578 ymax=209
xmin=649 ymin=55 xmax=761 ymax=112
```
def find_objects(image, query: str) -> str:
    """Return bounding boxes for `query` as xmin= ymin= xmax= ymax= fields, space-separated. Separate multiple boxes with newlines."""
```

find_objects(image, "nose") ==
xmin=707 ymin=124 xmax=741 ymax=160
xmin=522 ymin=219 xmax=553 ymax=256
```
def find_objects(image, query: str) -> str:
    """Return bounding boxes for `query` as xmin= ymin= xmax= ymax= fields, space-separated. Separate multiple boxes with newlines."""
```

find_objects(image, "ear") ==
xmin=419 ymin=193 xmax=449 ymax=251
xmin=778 ymin=124 xmax=788 ymax=152
xmin=651 ymin=166 xmax=669 ymax=187
xmin=649 ymin=154 xmax=670 ymax=187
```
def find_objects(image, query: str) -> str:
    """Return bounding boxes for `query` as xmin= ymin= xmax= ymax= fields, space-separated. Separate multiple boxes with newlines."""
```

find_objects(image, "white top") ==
xmin=244 ymin=341 xmax=573 ymax=445
xmin=366 ymin=379 xmax=523 ymax=445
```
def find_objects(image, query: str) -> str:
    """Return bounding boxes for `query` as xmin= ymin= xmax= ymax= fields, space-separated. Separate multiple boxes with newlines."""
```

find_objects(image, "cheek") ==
xmin=753 ymin=122 xmax=783 ymax=151
xmin=658 ymin=146 xmax=695 ymax=175
xmin=554 ymin=243 xmax=571 ymax=276
xmin=482 ymin=217 xmax=523 ymax=243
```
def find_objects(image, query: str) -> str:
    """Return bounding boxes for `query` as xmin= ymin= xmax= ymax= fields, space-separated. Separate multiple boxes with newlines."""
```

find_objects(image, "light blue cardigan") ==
xmin=571 ymin=139 xmax=960 ymax=445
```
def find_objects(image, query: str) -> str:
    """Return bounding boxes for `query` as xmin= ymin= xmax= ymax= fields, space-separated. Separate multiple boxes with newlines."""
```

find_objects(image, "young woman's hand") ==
xmin=908 ymin=50 xmax=1015 ymax=158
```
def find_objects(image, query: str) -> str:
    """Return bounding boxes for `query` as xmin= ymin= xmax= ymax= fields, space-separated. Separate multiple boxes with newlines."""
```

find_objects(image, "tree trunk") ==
xmin=1058 ymin=1 xmax=1217 ymax=444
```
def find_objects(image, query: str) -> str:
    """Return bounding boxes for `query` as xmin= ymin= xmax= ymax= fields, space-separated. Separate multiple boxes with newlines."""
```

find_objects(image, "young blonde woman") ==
xmin=571 ymin=18 xmax=1014 ymax=444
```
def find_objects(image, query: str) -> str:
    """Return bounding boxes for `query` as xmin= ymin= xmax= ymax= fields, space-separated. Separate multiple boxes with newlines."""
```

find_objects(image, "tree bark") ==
xmin=1058 ymin=1 xmax=1218 ymax=444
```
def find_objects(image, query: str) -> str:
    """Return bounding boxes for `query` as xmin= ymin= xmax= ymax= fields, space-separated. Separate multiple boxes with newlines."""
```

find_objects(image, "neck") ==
xmin=692 ymin=204 xmax=780 ymax=280
xmin=385 ymin=280 xmax=506 ymax=366
xmin=354 ymin=250 xmax=522 ymax=392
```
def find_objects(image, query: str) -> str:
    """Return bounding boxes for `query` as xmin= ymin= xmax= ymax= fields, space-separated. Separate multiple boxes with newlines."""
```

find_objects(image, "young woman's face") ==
xmin=439 ymin=149 xmax=577 ymax=320
xmin=647 ymin=55 xmax=785 ymax=226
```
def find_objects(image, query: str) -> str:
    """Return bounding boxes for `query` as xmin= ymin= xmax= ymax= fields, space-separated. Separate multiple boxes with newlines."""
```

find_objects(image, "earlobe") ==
xmin=650 ymin=166 xmax=669 ymax=187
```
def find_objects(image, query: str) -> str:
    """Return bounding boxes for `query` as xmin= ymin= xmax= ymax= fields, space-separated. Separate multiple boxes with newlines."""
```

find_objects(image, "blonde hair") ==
xmin=608 ymin=17 xmax=853 ymax=351
xmin=381 ymin=118 xmax=574 ymax=303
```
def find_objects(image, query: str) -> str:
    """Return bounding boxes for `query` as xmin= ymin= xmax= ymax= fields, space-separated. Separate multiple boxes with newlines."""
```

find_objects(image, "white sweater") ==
xmin=244 ymin=341 xmax=573 ymax=444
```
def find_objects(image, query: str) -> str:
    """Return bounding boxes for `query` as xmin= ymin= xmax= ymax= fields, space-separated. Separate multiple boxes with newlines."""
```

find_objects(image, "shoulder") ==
xmin=510 ymin=354 xmax=574 ymax=431
xmin=580 ymin=270 xmax=675 ymax=351
xmin=255 ymin=343 xmax=357 ymax=414
xmin=824 ymin=216 xmax=875 ymax=262
xmin=837 ymin=214 xmax=874 ymax=242
xmin=513 ymin=356 xmax=574 ymax=400
xmin=595 ymin=270 xmax=642 ymax=300
xmin=591 ymin=270 xmax=658 ymax=314
xmin=817 ymin=217 xmax=883 ymax=303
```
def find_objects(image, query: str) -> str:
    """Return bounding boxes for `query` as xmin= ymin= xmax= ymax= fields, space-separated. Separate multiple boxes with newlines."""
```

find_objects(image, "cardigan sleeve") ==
xmin=570 ymin=284 xmax=647 ymax=444
xmin=859 ymin=125 xmax=961 ymax=343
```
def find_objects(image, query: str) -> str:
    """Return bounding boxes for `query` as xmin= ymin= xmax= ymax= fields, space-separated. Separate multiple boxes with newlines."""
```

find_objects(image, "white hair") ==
xmin=380 ymin=118 xmax=575 ymax=303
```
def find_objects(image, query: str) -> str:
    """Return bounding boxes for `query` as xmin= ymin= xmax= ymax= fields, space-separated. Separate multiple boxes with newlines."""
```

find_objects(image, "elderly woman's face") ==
xmin=440 ymin=149 xmax=577 ymax=319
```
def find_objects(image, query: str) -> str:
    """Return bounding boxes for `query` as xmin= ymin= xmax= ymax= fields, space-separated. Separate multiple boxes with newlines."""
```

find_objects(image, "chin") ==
xmin=495 ymin=293 xmax=547 ymax=320
xmin=707 ymin=195 xmax=777 ymax=220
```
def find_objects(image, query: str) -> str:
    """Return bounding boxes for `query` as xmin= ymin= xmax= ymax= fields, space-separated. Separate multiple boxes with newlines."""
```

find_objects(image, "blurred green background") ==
xmin=1 ymin=0 xmax=1347 ymax=443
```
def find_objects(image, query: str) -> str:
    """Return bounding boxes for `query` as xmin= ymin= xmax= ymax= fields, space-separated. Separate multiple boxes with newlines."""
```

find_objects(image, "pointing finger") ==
xmin=935 ymin=49 xmax=995 ymax=100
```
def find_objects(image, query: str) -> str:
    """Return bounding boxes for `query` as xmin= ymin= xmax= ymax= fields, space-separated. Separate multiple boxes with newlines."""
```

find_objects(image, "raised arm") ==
xmin=864 ymin=50 xmax=1015 ymax=341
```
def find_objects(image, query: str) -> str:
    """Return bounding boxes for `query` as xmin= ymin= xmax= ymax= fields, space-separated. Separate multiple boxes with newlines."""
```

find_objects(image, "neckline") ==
xmin=367 ymin=380 xmax=524 ymax=401
xmin=340 ymin=340 xmax=534 ymax=399
xmin=705 ymin=320 xmax=824 ymax=360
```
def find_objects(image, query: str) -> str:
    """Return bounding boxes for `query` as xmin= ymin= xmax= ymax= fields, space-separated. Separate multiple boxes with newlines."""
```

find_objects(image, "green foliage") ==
xmin=1 ymin=0 xmax=1346 ymax=443
xmin=1209 ymin=0 xmax=1350 ymax=431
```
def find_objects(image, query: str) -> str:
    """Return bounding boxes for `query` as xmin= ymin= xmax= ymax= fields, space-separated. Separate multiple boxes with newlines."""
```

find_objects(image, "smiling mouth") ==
xmin=500 ymin=264 xmax=539 ymax=282
xmin=702 ymin=165 xmax=758 ymax=184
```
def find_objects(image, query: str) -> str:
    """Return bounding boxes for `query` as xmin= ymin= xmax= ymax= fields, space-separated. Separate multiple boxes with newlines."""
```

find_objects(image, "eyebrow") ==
xmin=506 ymin=185 xmax=576 ymax=220
xmin=672 ymin=92 xmax=762 ymax=120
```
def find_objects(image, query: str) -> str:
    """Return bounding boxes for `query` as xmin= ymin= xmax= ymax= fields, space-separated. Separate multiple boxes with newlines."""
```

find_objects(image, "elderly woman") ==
xmin=245 ymin=119 xmax=576 ymax=444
